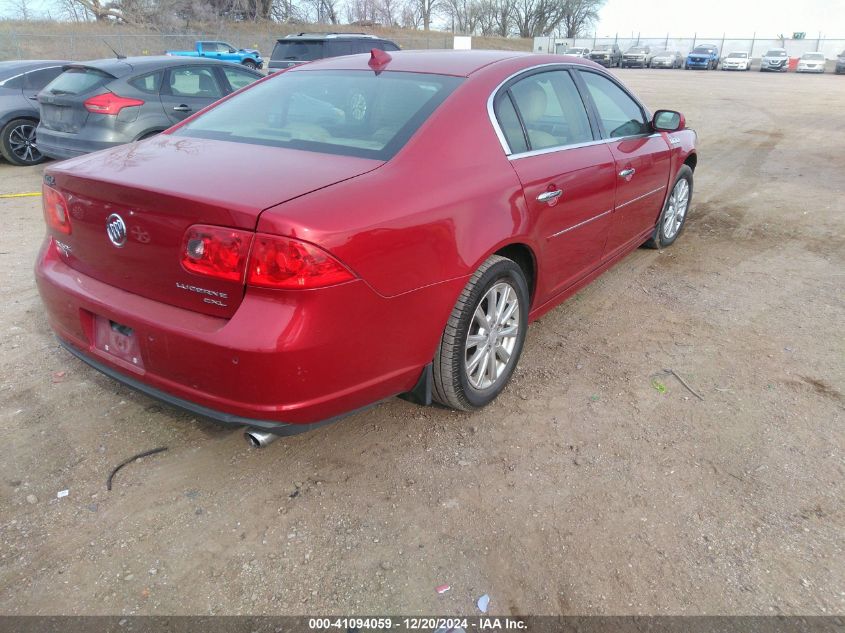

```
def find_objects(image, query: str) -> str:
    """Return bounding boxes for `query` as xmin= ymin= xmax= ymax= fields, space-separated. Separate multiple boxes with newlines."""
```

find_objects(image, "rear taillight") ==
xmin=180 ymin=225 xmax=252 ymax=282
xmin=83 ymin=92 xmax=145 ymax=115
xmin=247 ymin=235 xmax=355 ymax=289
xmin=42 ymin=184 xmax=71 ymax=234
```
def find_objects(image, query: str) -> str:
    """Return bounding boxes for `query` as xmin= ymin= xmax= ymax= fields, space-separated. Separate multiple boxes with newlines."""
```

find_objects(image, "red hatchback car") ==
xmin=35 ymin=50 xmax=697 ymax=445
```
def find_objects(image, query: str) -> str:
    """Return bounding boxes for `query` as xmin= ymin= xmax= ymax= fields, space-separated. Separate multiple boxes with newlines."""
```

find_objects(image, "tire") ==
xmin=0 ymin=118 xmax=46 ymax=166
xmin=242 ymin=59 xmax=257 ymax=70
xmin=432 ymin=255 xmax=529 ymax=411
xmin=644 ymin=165 xmax=693 ymax=249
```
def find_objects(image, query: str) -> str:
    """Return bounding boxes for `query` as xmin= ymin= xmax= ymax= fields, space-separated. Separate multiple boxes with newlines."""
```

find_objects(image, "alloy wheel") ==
xmin=663 ymin=178 xmax=690 ymax=239
xmin=464 ymin=282 xmax=520 ymax=390
xmin=8 ymin=122 xmax=41 ymax=165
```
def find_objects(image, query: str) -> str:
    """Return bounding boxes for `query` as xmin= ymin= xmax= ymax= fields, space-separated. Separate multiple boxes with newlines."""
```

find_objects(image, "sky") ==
xmin=2 ymin=0 xmax=845 ymax=36
xmin=592 ymin=0 xmax=845 ymax=38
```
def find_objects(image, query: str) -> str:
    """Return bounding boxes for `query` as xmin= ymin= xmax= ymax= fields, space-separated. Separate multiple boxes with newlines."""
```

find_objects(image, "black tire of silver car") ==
xmin=242 ymin=59 xmax=257 ymax=70
xmin=432 ymin=255 xmax=529 ymax=411
xmin=1 ymin=118 xmax=46 ymax=167
xmin=645 ymin=165 xmax=694 ymax=249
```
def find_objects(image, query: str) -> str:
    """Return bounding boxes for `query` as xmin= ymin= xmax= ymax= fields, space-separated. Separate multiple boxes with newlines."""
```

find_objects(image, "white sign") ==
xmin=454 ymin=36 xmax=472 ymax=50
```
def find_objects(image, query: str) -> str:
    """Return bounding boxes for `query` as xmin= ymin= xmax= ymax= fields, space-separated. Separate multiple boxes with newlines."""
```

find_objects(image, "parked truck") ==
xmin=165 ymin=41 xmax=263 ymax=69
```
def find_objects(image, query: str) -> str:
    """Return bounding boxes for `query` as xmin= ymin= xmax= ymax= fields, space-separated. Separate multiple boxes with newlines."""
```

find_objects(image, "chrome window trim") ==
xmin=547 ymin=209 xmax=612 ymax=239
xmin=487 ymin=62 xmax=655 ymax=161
xmin=0 ymin=65 xmax=64 ymax=88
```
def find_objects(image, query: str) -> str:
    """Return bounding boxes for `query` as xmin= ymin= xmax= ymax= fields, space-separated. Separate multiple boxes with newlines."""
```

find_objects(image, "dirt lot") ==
xmin=0 ymin=69 xmax=843 ymax=617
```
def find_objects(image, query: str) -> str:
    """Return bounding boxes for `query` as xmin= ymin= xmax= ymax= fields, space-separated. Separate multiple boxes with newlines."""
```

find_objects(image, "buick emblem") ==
xmin=106 ymin=213 xmax=127 ymax=247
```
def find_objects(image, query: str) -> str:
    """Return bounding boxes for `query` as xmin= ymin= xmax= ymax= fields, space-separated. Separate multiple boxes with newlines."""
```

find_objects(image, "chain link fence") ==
xmin=0 ymin=23 xmax=529 ymax=61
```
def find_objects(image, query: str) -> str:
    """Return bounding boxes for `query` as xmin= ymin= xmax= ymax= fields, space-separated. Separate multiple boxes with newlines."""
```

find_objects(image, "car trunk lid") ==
xmin=46 ymin=135 xmax=383 ymax=318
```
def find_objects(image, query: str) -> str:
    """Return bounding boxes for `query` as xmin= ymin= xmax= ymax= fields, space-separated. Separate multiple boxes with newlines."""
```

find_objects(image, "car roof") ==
xmin=0 ymin=60 xmax=70 ymax=80
xmin=281 ymin=32 xmax=389 ymax=41
xmin=66 ymin=56 xmax=252 ymax=77
xmin=291 ymin=49 xmax=547 ymax=76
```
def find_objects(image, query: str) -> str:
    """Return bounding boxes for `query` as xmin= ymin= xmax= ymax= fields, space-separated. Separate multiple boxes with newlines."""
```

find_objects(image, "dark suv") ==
xmin=589 ymin=44 xmax=622 ymax=68
xmin=268 ymin=33 xmax=400 ymax=73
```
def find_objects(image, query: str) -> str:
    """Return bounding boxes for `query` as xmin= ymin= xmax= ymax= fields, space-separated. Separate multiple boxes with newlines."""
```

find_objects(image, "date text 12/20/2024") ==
xmin=308 ymin=617 xmax=528 ymax=630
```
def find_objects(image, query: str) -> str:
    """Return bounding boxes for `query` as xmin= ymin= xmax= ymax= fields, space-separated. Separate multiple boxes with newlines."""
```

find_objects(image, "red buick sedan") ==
xmin=35 ymin=50 xmax=697 ymax=445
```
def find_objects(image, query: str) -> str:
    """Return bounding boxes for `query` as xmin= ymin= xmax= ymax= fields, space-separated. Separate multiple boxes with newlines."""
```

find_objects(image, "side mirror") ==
xmin=653 ymin=109 xmax=685 ymax=132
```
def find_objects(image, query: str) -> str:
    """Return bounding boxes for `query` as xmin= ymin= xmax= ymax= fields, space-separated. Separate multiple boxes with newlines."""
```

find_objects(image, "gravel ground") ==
xmin=0 ymin=68 xmax=842 ymax=616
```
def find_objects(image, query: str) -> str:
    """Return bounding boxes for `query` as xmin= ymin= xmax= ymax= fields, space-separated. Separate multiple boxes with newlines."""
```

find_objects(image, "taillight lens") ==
xmin=247 ymin=235 xmax=355 ymax=289
xmin=42 ymin=184 xmax=71 ymax=234
xmin=180 ymin=225 xmax=252 ymax=282
xmin=84 ymin=92 xmax=145 ymax=115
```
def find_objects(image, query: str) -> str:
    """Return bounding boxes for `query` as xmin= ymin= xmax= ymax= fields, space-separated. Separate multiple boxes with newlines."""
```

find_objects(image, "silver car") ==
xmin=796 ymin=52 xmax=826 ymax=73
xmin=563 ymin=47 xmax=591 ymax=58
xmin=0 ymin=60 xmax=68 ymax=165
xmin=36 ymin=56 xmax=262 ymax=161
xmin=760 ymin=48 xmax=789 ymax=72
xmin=650 ymin=50 xmax=683 ymax=68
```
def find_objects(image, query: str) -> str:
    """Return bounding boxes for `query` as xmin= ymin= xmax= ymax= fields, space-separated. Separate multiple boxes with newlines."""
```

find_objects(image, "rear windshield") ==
xmin=173 ymin=70 xmax=462 ymax=161
xmin=272 ymin=41 xmax=324 ymax=61
xmin=44 ymin=67 xmax=112 ymax=95
xmin=765 ymin=50 xmax=787 ymax=57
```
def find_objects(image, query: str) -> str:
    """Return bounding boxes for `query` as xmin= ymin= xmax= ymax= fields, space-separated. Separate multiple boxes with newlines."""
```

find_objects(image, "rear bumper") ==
xmin=37 ymin=130 xmax=120 ymax=160
xmin=35 ymin=238 xmax=459 ymax=429
xmin=59 ymin=338 xmax=347 ymax=435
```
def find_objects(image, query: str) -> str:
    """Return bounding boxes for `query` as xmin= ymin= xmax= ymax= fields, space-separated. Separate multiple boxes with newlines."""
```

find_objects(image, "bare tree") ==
xmin=417 ymin=0 xmax=443 ymax=31
xmin=511 ymin=0 xmax=598 ymax=37
xmin=399 ymin=0 xmax=421 ymax=28
xmin=492 ymin=0 xmax=514 ymax=36
xmin=558 ymin=0 xmax=602 ymax=37
xmin=69 ymin=0 xmax=124 ymax=21
xmin=377 ymin=0 xmax=400 ymax=26
xmin=5 ymin=0 xmax=33 ymax=20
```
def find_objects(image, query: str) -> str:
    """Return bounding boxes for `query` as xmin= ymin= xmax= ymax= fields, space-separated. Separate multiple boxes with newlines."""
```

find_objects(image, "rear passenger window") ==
xmin=24 ymin=67 xmax=64 ymax=91
xmin=579 ymin=71 xmax=649 ymax=138
xmin=494 ymin=93 xmax=527 ymax=154
xmin=506 ymin=70 xmax=593 ymax=151
xmin=167 ymin=67 xmax=221 ymax=98
xmin=129 ymin=71 xmax=162 ymax=94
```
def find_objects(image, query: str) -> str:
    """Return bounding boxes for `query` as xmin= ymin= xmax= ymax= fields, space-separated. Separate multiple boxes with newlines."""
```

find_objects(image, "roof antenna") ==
xmin=103 ymin=39 xmax=126 ymax=60
xmin=368 ymin=48 xmax=391 ymax=74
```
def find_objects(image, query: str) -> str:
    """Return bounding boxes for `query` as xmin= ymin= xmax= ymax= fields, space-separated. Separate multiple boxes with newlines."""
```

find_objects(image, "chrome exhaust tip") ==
xmin=244 ymin=429 xmax=280 ymax=448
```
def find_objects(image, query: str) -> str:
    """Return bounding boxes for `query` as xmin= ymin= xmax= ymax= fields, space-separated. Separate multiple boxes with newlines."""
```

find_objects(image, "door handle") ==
xmin=537 ymin=189 xmax=563 ymax=203
xmin=28 ymin=95 xmax=39 ymax=101
xmin=173 ymin=105 xmax=191 ymax=112
xmin=619 ymin=168 xmax=636 ymax=178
